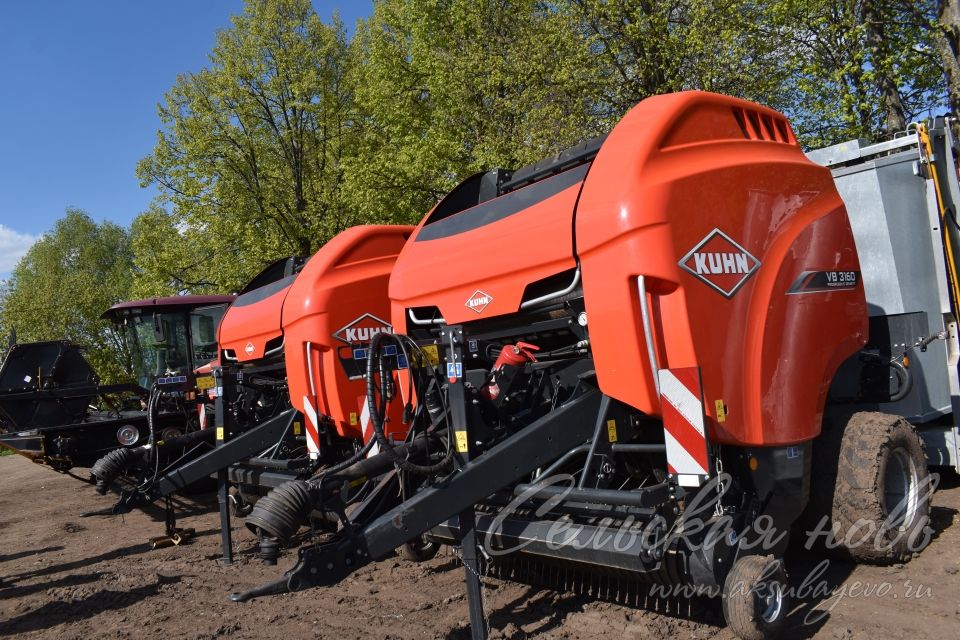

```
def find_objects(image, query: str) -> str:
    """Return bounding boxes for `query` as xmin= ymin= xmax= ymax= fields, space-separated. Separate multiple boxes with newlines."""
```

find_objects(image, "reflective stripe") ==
xmin=658 ymin=367 xmax=710 ymax=485
xmin=664 ymin=429 xmax=708 ymax=476
xmin=302 ymin=395 xmax=320 ymax=460
xmin=659 ymin=369 xmax=705 ymax=437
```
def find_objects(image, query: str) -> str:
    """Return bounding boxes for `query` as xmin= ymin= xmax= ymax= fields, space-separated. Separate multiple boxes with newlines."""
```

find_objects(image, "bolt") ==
xmin=327 ymin=563 xmax=334 ymax=570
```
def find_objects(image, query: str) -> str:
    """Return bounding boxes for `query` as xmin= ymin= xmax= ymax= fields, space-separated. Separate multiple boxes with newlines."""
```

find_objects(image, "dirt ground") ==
xmin=1 ymin=454 xmax=958 ymax=639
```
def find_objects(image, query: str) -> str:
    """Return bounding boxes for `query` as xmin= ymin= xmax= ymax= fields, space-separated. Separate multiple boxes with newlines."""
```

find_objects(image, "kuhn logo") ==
xmin=679 ymin=229 xmax=760 ymax=297
xmin=244 ymin=342 xmax=255 ymax=356
xmin=333 ymin=313 xmax=393 ymax=344
xmin=465 ymin=290 xmax=493 ymax=313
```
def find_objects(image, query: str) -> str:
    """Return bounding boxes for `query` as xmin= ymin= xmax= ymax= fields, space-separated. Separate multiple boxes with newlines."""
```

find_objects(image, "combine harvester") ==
xmin=220 ymin=92 xmax=960 ymax=640
xmin=0 ymin=295 xmax=232 ymax=471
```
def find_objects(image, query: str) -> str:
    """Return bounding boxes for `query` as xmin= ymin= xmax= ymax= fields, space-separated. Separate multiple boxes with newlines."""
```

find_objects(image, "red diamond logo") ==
xmin=465 ymin=290 xmax=493 ymax=313
xmin=679 ymin=229 xmax=760 ymax=298
xmin=332 ymin=313 xmax=393 ymax=344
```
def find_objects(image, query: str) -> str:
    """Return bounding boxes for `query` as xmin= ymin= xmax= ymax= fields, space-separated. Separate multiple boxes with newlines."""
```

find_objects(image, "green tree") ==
xmin=129 ymin=204 xmax=222 ymax=298
xmin=137 ymin=0 xmax=355 ymax=293
xmin=0 ymin=210 xmax=134 ymax=383
xmin=768 ymin=0 xmax=947 ymax=147
xmin=900 ymin=1 xmax=960 ymax=122
xmin=342 ymin=0 xmax=606 ymax=225
xmin=569 ymin=0 xmax=792 ymax=117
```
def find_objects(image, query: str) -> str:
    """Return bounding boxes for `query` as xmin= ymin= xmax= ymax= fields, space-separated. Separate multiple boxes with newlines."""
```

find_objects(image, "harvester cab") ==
xmin=234 ymin=92 xmax=940 ymax=640
xmin=105 ymin=296 xmax=233 ymax=393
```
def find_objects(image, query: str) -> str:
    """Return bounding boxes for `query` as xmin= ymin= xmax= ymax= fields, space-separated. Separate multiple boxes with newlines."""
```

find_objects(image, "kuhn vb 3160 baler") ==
xmin=229 ymin=92 xmax=942 ymax=640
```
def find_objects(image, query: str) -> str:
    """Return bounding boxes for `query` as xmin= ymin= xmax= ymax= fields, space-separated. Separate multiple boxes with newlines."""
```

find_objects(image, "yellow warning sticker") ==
xmin=606 ymin=419 xmax=618 ymax=443
xmin=715 ymin=399 xmax=727 ymax=423
xmin=216 ymin=427 xmax=224 ymax=441
xmin=195 ymin=375 xmax=215 ymax=391
xmin=293 ymin=421 xmax=302 ymax=436
xmin=349 ymin=412 xmax=358 ymax=426
xmin=422 ymin=344 xmax=440 ymax=366
xmin=455 ymin=430 xmax=469 ymax=453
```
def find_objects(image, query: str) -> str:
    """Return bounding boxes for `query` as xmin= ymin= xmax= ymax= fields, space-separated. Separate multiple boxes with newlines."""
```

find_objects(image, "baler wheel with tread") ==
xmin=811 ymin=411 xmax=930 ymax=563
xmin=722 ymin=554 xmax=789 ymax=640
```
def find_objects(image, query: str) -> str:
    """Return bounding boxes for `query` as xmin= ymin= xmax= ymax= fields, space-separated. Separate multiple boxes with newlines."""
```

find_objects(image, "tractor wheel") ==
xmin=814 ymin=411 xmax=930 ymax=563
xmin=400 ymin=536 xmax=440 ymax=562
xmin=722 ymin=554 xmax=789 ymax=640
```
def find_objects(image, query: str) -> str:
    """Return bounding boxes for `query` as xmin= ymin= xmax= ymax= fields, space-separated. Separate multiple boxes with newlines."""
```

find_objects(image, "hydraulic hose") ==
xmin=365 ymin=331 xmax=452 ymax=475
xmin=310 ymin=437 xmax=377 ymax=480
xmin=138 ymin=385 xmax=162 ymax=491
xmin=888 ymin=359 xmax=913 ymax=403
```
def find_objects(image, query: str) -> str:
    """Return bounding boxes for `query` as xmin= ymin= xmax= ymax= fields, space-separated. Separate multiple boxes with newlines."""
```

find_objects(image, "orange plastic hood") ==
xmin=282 ymin=225 xmax=413 ymax=440
xmin=574 ymin=91 xmax=867 ymax=446
xmin=218 ymin=276 xmax=294 ymax=362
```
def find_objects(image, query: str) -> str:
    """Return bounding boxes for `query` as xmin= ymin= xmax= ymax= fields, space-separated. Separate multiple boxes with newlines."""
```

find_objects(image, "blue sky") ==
xmin=0 ymin=1 xmax=371 ymax=278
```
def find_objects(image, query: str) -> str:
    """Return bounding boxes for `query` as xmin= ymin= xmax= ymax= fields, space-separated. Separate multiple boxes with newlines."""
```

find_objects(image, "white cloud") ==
xmin=0 ymin=224 xmax=40 ymax=274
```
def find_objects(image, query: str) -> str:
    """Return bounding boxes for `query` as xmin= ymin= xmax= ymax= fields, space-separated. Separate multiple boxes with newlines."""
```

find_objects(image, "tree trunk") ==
xmin=937 ymin=0 xmax=960 ymax=116
xmin=864 ymin=1 xmax=907 ymax=135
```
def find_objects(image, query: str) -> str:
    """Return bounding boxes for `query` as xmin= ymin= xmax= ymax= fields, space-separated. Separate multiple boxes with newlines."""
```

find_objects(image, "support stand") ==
xmin=148 ymin=496 xmax=196 ymax=549
xmin=215 ymin=366 xmax=233 ymax=565
xmin=443 ymin=326 xmax=487 ymax=640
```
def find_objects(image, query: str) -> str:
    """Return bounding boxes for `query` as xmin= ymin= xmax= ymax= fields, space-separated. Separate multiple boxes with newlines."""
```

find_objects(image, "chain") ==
xmin=714 ymin=451 xmax=725 ymax=518
xmin=453 ymin=544 xmax=492 ymax=638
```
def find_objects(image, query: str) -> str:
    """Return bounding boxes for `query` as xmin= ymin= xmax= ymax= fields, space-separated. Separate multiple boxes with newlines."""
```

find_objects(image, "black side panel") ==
xmin=232 ymin=275 xmax=296 ymax=308
xmin=416 ymin=164 xmax=589 ymax=242
xmin=0 ymin=341 xmax=97 ymax=428
xmin=238 ymin=256 xmax=305 ymax=296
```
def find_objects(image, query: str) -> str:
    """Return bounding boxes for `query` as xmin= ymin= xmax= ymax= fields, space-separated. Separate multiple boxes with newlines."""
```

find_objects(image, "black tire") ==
xmin=400 ymin=536 xmax=440 ymax=562
xmin=722 ymin=554 xmax=789 ymax=640
xmin=813 ymin=411 xmax=930 ymax=563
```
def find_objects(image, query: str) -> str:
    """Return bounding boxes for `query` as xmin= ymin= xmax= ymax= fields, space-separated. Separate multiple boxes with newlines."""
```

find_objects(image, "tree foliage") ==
xmin=767 ymin=0 xmax=948 ymax=146
xmin=570 ymin=0 xmax=791 ymax=117
xmin=136 ymin=0 xmax=355 ymax=292
xmin=342 ymin=0 xmax=606 ymax=224
xmin=0 ymin=211 xmax=134 ymax=383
